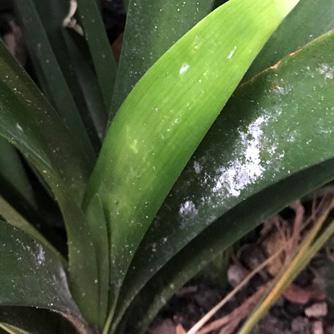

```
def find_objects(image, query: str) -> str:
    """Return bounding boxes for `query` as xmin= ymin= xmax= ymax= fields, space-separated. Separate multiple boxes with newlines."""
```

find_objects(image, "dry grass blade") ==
xmin=185 ymin=247 xmax=285 ymax=334
xmin=238 ymin=196 xmax=334 ymax=334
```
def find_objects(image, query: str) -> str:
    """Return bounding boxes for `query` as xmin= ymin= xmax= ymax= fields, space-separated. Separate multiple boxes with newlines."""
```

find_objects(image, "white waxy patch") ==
xmin=193 ymin=161 xmax=202 ymax=174
xmin=213 ymin=115 xmax=269 ymax=197
xmin=179 ymin=200 xmax=198 ymax=217
xmin=317 ymin=64 xmax=334 ymax=80
xmin=16 ymin=123 xmax=23 ymax=131
xmin=36 ymin=244 xmax=45 ymax=266
xmin=179 ymin=63 xmax=190 ymax=74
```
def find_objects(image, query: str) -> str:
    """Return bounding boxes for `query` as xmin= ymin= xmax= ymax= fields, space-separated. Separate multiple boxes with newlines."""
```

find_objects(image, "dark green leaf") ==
xmin=0 ymin=222 xmax=89 ymax=333
xmin=85 ymin=194 xmax=109 ymax=328
xmin=0 ymin=138 xmax=36 ymax=213
xmin=77 ymin=0 xmax=117 ymax=110
xmin=121 ymin=159 xmax=334 ymax=333
xmin=108 ymin=0 xmax=215 ymax=121
xmin=114 ymin=30 xmax=334 ymax=332
xmin=0 ymin=307 xmax=77 ymax=334
xmin=0 ymin=41 xmax=99 ymax=326
xmin=32 ymin=0 xmax=107 ymax=150
xmin=0 ymin=195 xmax=63 ymax=264
xmin=13 ymin=0 xmax=95 ymax=161
xmin=244 ymin=0 xmax=334 ymax=81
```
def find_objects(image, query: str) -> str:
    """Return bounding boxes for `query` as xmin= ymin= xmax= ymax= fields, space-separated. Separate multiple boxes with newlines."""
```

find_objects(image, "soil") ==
xmin=147 ymin=197 xmax=334 ymax=334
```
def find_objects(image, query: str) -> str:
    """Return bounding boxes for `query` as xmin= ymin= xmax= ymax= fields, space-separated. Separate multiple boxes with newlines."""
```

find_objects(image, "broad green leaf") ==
xmin=77 ymin=0 xmax=117 ymax=110
xmin=113 ymin=30 xmax=334 ymax=332
xmin=85 ymin=0 xmax=300 ymax=327
xmin=120 ymin=160 xmax=334 ymax=334
xmin=0 ymin=41 xmax=99 ymax=325
xmin=0 ymin=222 xmax=89 ymax=333
xmin=32 ymin=0 xmax=107 ymax=150
xmin=244 ymin=0 xmax=334 ymax=81
xmin=108 ymin=0 xmax=215 ymax=121
xmin=13 ymin=0 xmax=95 ymax=161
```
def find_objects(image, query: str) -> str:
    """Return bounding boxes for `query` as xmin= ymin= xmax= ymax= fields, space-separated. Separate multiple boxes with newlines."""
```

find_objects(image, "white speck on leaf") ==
xmin=179 ymin=63 xmax=190 ymax=74
xmin=227 ymin=46 xmax=237 ymax=59
xmin=179 ymin=200 xmax=198 ymax=217
xmin=317 ymin=64 xmax=334 ymax=79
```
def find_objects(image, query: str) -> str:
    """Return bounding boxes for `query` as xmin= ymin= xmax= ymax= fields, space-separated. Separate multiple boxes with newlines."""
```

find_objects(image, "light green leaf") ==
xmin=85 ymin=0 xmax=300 ymax=328
xmin=109 ymin=0 xmax=215 ymax=121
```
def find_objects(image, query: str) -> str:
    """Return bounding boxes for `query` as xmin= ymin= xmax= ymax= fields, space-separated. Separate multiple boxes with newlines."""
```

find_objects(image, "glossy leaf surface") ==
xmin=109 ymin=0 xmax=215 ymax=120
xmin=121 ymin=160 xmax=334 ymax=334
xmin=0 ymin=41 xmax=99 ymax=325
xmin=114 ymin=30 xmax=334 ymax=332
xmin=0 ymin=222 xmax=86 ymax=329
xmin=244 ymin=0 xmax=334 ymax=81
xmin=32 ymin=0 xmax=107 ymax=150
xmin=77 ymin=0 xmax=117 ymax=110
xmin=13 ymin=0 xmax=95 ymax=161
xmin=86 ymin=0 xmax=299 ymax=318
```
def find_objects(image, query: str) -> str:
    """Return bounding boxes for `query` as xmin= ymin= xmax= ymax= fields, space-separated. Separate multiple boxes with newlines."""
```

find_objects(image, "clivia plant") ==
xmin=0 ymin=0 xmax=334 ymax=333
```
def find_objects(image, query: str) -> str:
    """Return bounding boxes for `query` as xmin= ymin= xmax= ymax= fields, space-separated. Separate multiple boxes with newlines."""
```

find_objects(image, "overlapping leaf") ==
xmin=13 ymin=0 xmax=95 ymax=161
xmin=108 ymin=0 xmax=215 ymax=120
xmin=84 ymin=0 xmax=299 ymax=330
xmin=0 ymin=222 xmax=89 ymax=333
xmin=0 ymin=42 xmax=99 ymax=325
xmin=114 ymin=30 xmax=334 ymax=333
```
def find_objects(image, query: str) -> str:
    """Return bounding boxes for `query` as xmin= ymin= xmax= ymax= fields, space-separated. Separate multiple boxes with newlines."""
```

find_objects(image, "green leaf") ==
xmin=108 ymin=0 xmax=215 ymax=120
xmin=13 ymin=0 xmax=96 ymax=161
xmin=0 ymin=194 xmax=64 ymax=264
xmin=0 ymin=41 xmax=99 ymax=326
xmin=0 ymin=307 xmax=77 ymax=334
xmin=85 ymin=0 xmax=299 ymax=327
xmin=0 ymin=138 xmax=37 ymax=213
xmin=76 ymin=0 xmax=117 ymax=110
xmin=0 ymin=222 xmax=89 ymax=333
xmin=85 ymin=194 xmax=109 ymax=328
xmin=32 ymin=0 xmax=107 ymax=150
xmin=113 ymin=30 xmax=334 ymax=332
xmin=244 ymin=0 xmax=334 ymax=81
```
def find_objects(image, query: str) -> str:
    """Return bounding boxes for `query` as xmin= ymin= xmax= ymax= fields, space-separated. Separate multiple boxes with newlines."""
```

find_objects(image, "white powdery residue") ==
xmin=227 ymin=46 xmax=237 ymax=59
xmin=179 ymin=63 xmax=190 ymax=74
xmin=213 ymin=115 xmax=268 ymax=197
xmin=16 ymin=123 xmax=23 ymax=131
xmin=273 ymin=84 xmax=292 ymax=95
xmin=36 ymin=244 xmax=45 ymax=266
xmin=179 ymin=200 xmax=198 ymax=216
xmin=317 ymin=64 xmax=334 ymax=80
xmin=193 ymin=161 xmax=202 ymax=174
